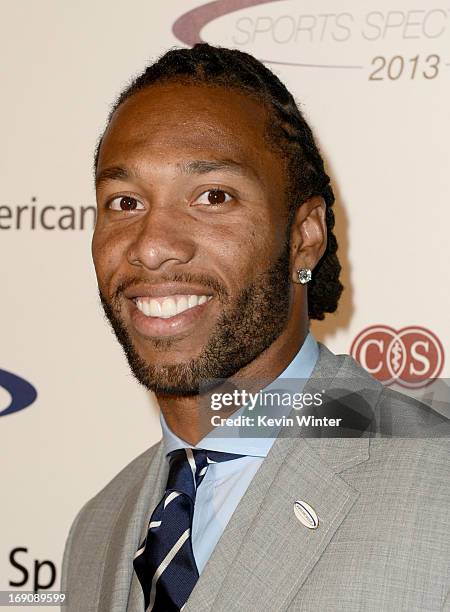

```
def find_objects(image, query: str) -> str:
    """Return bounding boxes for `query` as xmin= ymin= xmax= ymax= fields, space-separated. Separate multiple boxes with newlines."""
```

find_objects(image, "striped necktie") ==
xmin=133 ymin=447 xmax=244 ymax=611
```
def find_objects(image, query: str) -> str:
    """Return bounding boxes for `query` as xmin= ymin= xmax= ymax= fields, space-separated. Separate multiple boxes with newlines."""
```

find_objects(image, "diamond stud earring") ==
xmin=297 ymin=268 xmax=312 ymax=284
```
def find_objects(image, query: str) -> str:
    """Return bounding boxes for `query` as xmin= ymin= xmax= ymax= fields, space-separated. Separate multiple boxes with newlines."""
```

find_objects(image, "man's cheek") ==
xmin=93 ymin=235 xmax=124 ymax=281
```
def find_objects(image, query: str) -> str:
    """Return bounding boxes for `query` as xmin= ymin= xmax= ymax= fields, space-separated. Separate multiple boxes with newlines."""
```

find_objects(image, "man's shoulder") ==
xmin=64 ymin=440 xmax=162 ymax=547
xmin=376 ymin=384 xmax=449 ymax=435
xmin=60 ymin=440 xmax=164 ymax=596
xmin=315 ymin=341 xmax=449 ymax=437
xmin=61 ymin=439 xmax=163 ymax=591
xmin=78 ymin=439 xmax=162 ymax=516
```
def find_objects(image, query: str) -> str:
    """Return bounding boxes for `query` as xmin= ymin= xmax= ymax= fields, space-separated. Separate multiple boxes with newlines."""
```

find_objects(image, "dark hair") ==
xmin=96 ymin=43 xmax=343 ymax=320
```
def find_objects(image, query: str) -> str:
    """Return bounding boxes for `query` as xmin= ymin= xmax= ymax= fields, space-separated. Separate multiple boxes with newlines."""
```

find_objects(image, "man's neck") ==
xmin=158 ymin=320 xmax=308 ymax=445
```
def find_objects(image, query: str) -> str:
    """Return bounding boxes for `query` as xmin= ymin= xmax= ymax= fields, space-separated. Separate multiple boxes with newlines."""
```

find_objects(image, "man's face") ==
xmin=93 ymin=82 xmax=294 ymax=394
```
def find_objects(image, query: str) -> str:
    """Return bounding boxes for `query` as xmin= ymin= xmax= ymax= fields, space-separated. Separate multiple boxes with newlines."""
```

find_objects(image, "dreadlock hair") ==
xmin=96 ymin=43 xmax=343 ymax=320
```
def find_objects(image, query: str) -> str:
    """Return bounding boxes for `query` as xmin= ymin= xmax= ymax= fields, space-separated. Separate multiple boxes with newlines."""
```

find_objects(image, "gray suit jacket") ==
xmin=61 ymin=343 xmax=450 ymax=611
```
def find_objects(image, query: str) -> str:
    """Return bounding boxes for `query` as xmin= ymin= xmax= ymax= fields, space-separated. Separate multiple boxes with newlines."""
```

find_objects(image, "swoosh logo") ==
xmin=173 ymin=0 xmax=281 ymax=46
xmin=0 ymin=369 xmax=37 ymax=416
xmin=172 ymin=1 xmax=363 ymax=70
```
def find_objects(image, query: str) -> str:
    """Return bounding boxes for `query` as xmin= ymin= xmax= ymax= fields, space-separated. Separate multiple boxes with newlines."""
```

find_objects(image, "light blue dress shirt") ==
xmin=159 ymin=332 xmax=319 ymax=573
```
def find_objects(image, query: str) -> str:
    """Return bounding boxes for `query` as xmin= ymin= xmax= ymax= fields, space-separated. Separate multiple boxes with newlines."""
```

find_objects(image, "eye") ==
xmin=196 ymin=189 xmax=233 ymax=206
xmin=108 ymin=196 xmax=144 ymax=211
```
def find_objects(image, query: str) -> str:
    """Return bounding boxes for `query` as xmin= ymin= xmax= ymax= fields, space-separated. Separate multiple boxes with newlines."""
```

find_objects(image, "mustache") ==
xmin=110 ymin=271 xmax=229 ymax=304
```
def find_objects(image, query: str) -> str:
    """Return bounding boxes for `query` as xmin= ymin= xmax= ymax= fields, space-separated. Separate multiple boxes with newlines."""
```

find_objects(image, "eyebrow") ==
xmin=95 ymin=166 xmax=132 ymax=189
xmin=95 ymin=158 xmax=256 ymax=188
xmin=177 ymin=159 xmax=247 ymax=176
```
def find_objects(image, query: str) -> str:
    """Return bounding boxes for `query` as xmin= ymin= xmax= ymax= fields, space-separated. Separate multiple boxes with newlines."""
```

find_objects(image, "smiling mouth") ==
xmin=133 ymin=294 xmax=213 ymax=319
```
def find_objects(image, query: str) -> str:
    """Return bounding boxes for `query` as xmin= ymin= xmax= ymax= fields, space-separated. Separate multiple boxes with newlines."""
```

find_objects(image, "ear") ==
xmin=289 ymin=195 xmax=327 ymax=284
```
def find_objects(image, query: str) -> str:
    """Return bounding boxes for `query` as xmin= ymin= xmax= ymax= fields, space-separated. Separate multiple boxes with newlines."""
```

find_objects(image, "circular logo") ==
xmin=0 ymin=369 xmax=37 ymax=416
xmin=350 ymin=325 xmax=444 ymax=388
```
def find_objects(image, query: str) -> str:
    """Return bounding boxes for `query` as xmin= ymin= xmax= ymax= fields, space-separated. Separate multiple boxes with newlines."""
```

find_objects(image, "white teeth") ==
xmin=161 ymin=298 xmax=176 ymax=318
xmin=177 ymin=296 xmax=189 ymax=312
xmin=149 ymin=300 xmax=161 ymax=317
xmin=135 ymin=295 xmax=211 ymax=318
xmin=136 ymin=299 xmax=150 ymax=316
xmin=188 ymin=295 xmax=199 ymax=308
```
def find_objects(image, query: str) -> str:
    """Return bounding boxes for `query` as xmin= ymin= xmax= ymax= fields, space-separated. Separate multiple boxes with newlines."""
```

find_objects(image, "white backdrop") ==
xmin=1 ymin=1 xmax=449 ymax=607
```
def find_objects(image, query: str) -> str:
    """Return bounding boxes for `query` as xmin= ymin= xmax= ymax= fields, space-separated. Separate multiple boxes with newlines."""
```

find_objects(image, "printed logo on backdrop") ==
xmin=9 ymin=547 xmax=57 ymax=592
xmin=350 ymin=325 xmax=444 ymax=389
xmin=0 ymin=369 xmax=37 ymax=416
xmin=173 ymin=1 xmax=450 ymax=80
xmin=0 ymin=196 xmax=96 ymax=231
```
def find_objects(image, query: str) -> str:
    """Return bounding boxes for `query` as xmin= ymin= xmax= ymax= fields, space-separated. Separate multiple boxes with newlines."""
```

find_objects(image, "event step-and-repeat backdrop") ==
xmin=2 ymin=1 xmax=448 ymax=608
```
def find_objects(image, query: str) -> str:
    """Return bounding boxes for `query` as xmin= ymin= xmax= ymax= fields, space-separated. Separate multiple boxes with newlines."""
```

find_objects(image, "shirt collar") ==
xmin=160 ymin=331 xmax=319 ymax=458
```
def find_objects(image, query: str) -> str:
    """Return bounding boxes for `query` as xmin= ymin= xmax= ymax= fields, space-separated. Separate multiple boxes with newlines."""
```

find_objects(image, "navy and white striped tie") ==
xmin=133 ymin=447 xmax=244 ymax=611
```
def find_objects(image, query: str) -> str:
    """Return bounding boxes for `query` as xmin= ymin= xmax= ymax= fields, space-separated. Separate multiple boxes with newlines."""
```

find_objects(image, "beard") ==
xmin=99 ymin=242 xmax=292 ymax=396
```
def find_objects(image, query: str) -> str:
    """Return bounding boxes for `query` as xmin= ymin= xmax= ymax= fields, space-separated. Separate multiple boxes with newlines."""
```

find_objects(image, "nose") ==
xmin=127 ymin=207 xmax=196 ymax=271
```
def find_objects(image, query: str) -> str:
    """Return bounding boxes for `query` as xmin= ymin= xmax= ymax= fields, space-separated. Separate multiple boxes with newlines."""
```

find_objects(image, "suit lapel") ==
xmin=184 ymin=437 xmax=368 ymax=611
xmin=185 ymin=342 xmax=382 ymax=611
xmin=97 ymin=442 xmax=169 ymax=612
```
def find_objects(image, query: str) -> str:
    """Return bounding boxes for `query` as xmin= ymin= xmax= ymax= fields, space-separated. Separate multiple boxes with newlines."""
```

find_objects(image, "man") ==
xmin=61 ymin=44 xmax=449 ymax=611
